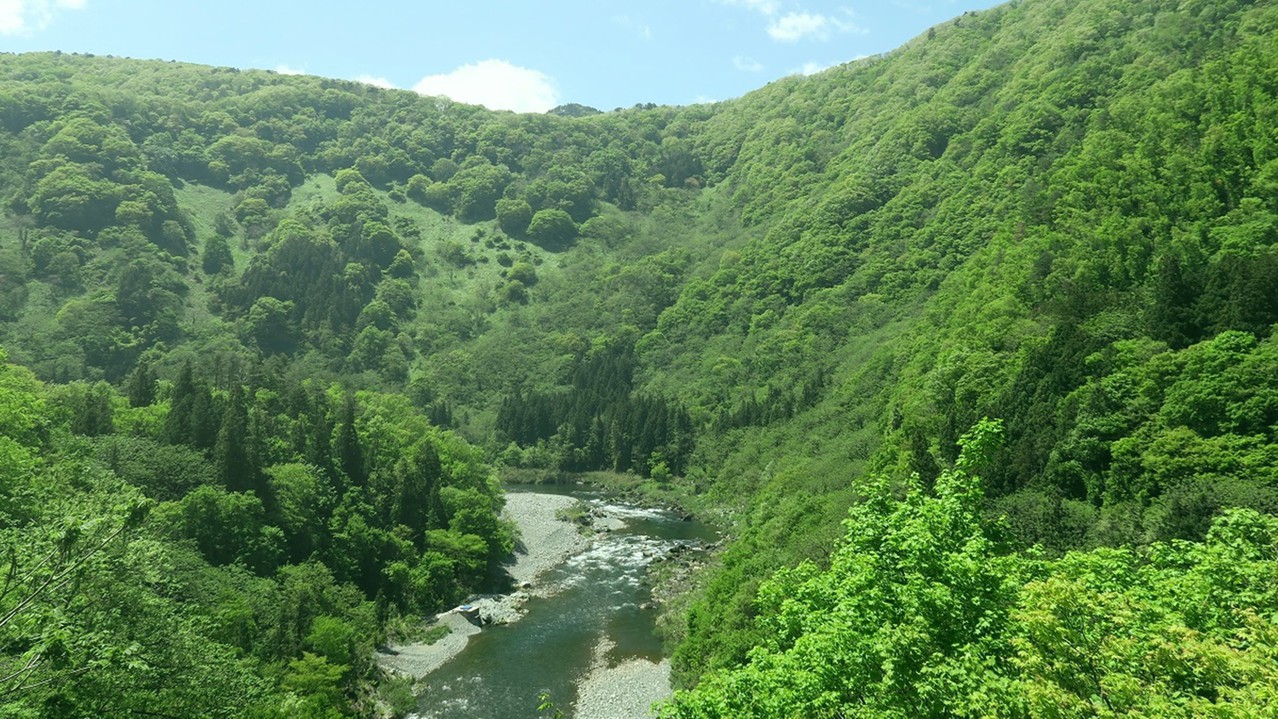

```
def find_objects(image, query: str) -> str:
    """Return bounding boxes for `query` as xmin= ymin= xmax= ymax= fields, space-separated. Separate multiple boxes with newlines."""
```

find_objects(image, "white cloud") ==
xmin=716 ymin=1 xmax=868 ymax=43
xmin=768 ymin=12 xmax=826 ymax=41
xmin=715 ymin=0 xmax=779 ymax=16
xmin=733 ymin=55 xmax=764 ymax=72
xmin=413 ymin=59 xmax=559 ymax=114
xmin=274 ymin=64 xmax=305 ymax=76
xmin=0 ymin=0 xmax=86 ymax=35
xmin=790 ymin=54 xmax=866 ymax=77
xmin=354 ymin=75 xmax=396 ymax=89
xmin=768 ymin=11 xmax=866 ymax=42
xmin=0 ymin=2 xmax=25 ymax=34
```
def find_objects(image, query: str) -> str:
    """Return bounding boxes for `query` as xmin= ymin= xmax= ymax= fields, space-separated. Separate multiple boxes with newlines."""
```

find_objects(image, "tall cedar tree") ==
xmin=125 ymin=360 xmax=156 ymax=407
xmin=163 ymin=362 xmax=198 ymax=446
xmin=215 ymin=383 xmax=261 ymax=500
xmin=395 ymin=440 xmax=442 ymax=546
xmin=335 ymin=390 xmax=364 ymax=488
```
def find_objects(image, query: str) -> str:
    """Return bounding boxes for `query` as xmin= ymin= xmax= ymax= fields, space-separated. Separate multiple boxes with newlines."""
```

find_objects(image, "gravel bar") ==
xmin=574 ymin=638 xmax=672 ymax=719
xmin=503 ymin=492 xmax=590 ymax=586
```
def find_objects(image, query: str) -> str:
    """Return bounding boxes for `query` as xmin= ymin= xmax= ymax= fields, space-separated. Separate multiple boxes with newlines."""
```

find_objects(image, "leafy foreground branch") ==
xmin=662 ymin=419 xmax=1278 ymax=718
xmin=0 ymin=497 xmax=150 ymax=700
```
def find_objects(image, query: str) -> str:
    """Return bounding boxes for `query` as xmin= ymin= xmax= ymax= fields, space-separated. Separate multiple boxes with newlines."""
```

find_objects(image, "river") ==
xmin=410 ymin=484 xmax=716 ymax=718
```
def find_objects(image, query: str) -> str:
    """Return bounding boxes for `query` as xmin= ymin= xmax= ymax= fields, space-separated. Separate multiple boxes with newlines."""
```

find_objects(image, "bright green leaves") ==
xmin=666 ymin=436 xmax=1278 ymax=718
xmin=42 ymin=117 xmax=140 ymax=173
xmin=1013 ymin=510 xmax=1278 ymax=717
xmin=207 ymin=134 xmax=303 ymax=190
xmin=28 ymin=117 xmax=188 ymax=250
xmin=665 ymin=420 xmax=1020 ymax=718
xmin=0 ymin=356 xmax=47 ymax=449
xmin=1042 ymin=331 xmax=1278 ymax=543
xmin=449 ymin=160 xmax=512 ymax=223
xmin=496 ymin=196 xmax=533 ymax=236
xmin=29 ymin=162 xmax=120 ymax=232
xmin=281 ymin=652 xmax=349 ymax=715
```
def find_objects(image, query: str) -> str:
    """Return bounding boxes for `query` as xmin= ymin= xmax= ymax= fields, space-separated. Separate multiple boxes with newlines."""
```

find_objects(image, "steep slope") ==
xmin=663 ymin=422 xmax=1278 ymax=717
xmin=646 ymin=0 xmax=1278 ymax=681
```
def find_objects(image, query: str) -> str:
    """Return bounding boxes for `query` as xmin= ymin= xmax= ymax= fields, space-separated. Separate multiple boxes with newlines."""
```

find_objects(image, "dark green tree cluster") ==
xmin=229 ymin=171 xmax=419 ymax=374
xmin=496 ymin=345 xmax=694 ymax=477
xmin=146 ymin=360 xmax=512 ymax=599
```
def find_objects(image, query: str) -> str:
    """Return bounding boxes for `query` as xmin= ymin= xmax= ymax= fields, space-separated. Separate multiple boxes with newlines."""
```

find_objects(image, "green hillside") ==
xmin=3 ymin=0 xmax=1278 ymax=714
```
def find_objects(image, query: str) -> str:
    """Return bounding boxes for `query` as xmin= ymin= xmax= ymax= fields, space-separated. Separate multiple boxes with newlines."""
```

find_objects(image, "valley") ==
xmin=3 ymin=0 xmax=1278 ymax=715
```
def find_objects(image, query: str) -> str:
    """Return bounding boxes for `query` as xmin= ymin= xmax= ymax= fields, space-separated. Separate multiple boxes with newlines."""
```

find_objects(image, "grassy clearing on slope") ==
xmin=173 ymin=181 xmax=240 ymax=264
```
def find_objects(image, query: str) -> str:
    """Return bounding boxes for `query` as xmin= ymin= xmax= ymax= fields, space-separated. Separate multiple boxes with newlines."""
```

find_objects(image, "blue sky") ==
xmin=1 ymin=0 xmax=1005 ymax=112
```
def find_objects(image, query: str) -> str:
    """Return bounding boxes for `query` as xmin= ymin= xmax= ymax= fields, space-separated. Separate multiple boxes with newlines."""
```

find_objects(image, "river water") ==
xmin=411 ymin=485 xmax=716 ymax=719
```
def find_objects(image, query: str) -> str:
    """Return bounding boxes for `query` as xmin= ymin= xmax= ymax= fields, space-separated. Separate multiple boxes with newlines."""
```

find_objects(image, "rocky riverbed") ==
xmin=379 ymin=489 xmax=715 ymax=718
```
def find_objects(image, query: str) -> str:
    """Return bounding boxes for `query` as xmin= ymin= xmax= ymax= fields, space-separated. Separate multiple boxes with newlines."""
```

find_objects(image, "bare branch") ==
xmin=0 ymin=518 xmax=133 ymax=631
xmin=0 ymin=651 xmax=41 ymax=691
xmin=0 ymin=665 xmax=89 ymax=699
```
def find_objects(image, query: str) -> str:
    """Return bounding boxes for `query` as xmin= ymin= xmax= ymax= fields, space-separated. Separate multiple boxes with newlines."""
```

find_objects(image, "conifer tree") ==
xmin=191 ymin=384 xmax=219 ymax=452
xmin=304 ymin=384 xmax=337 ymax=494
xmin=395 ymin=440 xmax=442 ymax=544
xmin=215 ymin=383 xmax=256 ymax=496
xmin=70 ymin=381 xmax=115 ymax=436
xmin=335 ymin=390 xmax=364 ymax=489
xmin=164 ymin=362 xmax=198 ymax=446
xmin=125 ymin=360 xmax=156 ymax=407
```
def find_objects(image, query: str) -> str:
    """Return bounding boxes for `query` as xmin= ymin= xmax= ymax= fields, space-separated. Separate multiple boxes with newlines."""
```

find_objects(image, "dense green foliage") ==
xmin=664 ymin=422 xmax=1278 ymax=717
xmin=655 ymin=0 xmax=1278 ymax=686
xmin=0 ymin=350 xmax=509 ymax=716
xmin=3 ymin=0 xmax=1278 ymax=713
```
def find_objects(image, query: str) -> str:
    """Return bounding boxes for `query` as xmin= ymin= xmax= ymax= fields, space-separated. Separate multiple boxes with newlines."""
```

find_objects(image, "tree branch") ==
xmin=0 ymin=518 xmax=133 ymax=631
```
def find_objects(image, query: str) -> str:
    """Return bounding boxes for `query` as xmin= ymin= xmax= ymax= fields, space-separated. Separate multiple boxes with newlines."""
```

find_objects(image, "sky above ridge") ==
xmin=1 ymin=0 xmax=1004 ymax=112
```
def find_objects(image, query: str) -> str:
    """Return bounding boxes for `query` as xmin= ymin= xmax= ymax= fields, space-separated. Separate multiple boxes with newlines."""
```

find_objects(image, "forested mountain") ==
xmin=3 ymin=0 xmax=1278 ymax=715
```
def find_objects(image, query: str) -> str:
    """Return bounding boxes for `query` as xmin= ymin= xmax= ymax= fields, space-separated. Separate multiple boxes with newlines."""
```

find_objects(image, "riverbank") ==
xmin=376 ymin=612 xmax=480 ymax=678
xmin=574 ymin=638 xmax=671 ymax=719
xmin=503 ymin=491 xmax=591 ymax=587
xmin=501 ymin=470 xmax=724 ymax=527
xmin=376 ymin=492 xmax=588 ymax=678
